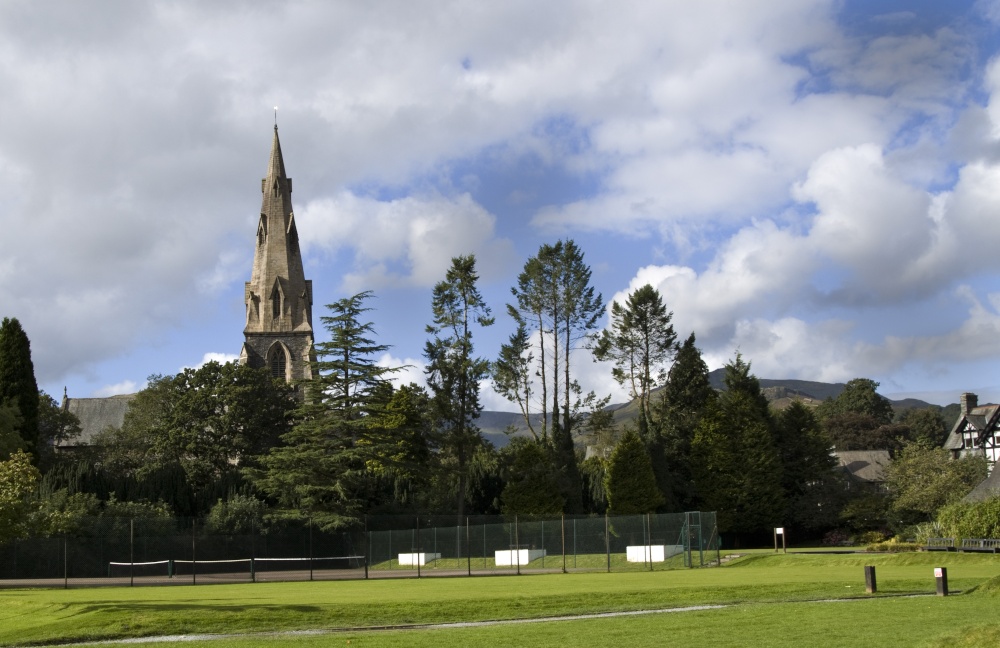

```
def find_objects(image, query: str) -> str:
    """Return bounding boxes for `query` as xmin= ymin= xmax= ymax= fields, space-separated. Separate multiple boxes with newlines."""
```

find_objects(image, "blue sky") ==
xmin=3 ymin=1 xmax=1000 ymax=409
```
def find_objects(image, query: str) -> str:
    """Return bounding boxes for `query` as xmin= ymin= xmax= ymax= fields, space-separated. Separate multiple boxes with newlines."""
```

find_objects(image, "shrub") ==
xmin=822 ymin=529 xmax=851 ymax=546
xmin=937 ymin=496 xmax=1000 ymax=539
xmin=866 ymin=537 xmax=920 ymax=552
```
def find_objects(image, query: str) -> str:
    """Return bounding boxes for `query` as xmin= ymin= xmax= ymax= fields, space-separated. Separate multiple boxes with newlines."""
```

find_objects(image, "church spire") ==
xmin=240 ymin=126 xmax=314 ymax=382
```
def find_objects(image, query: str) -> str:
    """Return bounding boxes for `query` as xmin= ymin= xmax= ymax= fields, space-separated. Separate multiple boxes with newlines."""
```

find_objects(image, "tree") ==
xmin=657 ymin=333 xmax=716 ymax=510
xmin=0 ymin=317 xmax=39 ymax=457
xmin=691 ymin=355 xmax=784 ymax=537
xmin=36 ymin=391 xmax=82 ymax=470
xmin=822 ymin=412 xmax=907 ymax=453
xmin=254 ymin=292 xmax=401 ymax=528
xmin=504 ymin=240 xmax=603 ymax=512
xmin=0 ymin=399 xmax=24 ymax=459
xmin=896 ymin=408 xmax=949 ymax=448
xmin=499 ymin=439 xmax=565 ymax=516
xmin=95 ymin=362 xmax=295 ymax=496
xmin=592 ymin=284 xmax=676 ymax=440
xmin=424 ymin=255 xmax=493 ymax=518
xmin=0 ymin=449 xmax=40 ymax=543
xmin=604 ymin=429 xmax=663 ymax=515
xmin=817 ymin=378 xmax=894 ymax=425
xmin=774 ymin=401 xmax=843 ymax=531
xmin=492 ymin=324 xmax=535 ymax=437
xmin=886 ymin=446 xmax=987 ymax=523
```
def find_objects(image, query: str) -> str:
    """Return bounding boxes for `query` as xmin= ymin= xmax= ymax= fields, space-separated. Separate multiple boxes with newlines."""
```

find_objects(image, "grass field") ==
xmin=2 ymin=551 xmax=1000 ymax=647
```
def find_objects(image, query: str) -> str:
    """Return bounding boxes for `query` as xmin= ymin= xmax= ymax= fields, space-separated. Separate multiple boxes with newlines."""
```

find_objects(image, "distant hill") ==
xmin=477 ymin=372 xmax=957 ymax=447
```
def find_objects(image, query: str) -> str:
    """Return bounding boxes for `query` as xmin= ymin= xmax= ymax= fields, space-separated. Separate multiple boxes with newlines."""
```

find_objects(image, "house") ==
xmin=59 ymin=390 xmax=134 ymax=449
xmin=942 ymin=393 xmax=1000 ymax=469
xmin=834 ymin=450 xmax=891 ymax=491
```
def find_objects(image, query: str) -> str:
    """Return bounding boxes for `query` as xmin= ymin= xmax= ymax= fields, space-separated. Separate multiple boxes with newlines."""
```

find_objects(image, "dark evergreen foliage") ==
xmin=604 ymin=429 xmax=663 ymax=515
xmin=0 ymin=317 xmax=39 ymax=458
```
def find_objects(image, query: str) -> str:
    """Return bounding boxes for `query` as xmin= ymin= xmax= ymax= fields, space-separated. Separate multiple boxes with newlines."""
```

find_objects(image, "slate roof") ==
xmin=62 ymin=394 xmax=135 ymax=447
xmin=965 ymin=467 xmax=1000 ymax=502
xmin=834 ymin=450 xmax=891 ymax=483
xmin=943 ymin=404 xmax=1000 ymax=451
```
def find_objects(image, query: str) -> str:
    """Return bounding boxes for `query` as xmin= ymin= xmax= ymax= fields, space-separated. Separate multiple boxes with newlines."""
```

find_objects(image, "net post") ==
xmin=130 ymin=519 xmax=135 ymax=587
xmin=416 ymin=516 xmax=421 ymax=579
xmin=466 ymin=517 xmax=471 ymax=577
xmin=308 ymin=515 xmax=314 ymax=582
xmin=63 ymin=535 xmax=68 ymax=590
xmin=250 ymin=557 xmax=255 ymax=583
xmin=168 ymin=559 xmax=174 ymax=578
xmin=192 ymin=519 xmax=197 ymax=585
xmin=364 ymin=515 xmax=369 ymax=580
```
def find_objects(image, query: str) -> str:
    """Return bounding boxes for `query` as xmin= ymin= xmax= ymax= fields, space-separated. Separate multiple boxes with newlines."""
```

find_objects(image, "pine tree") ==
xmin=254 ymin=292 xmax=401 ymax=528
xmin=657 ymin=333 xmax=715 ymax=509
xmin=424 ymin=255 xmax=493 ymax=518
xmin=0 ymin=318 xmax=39 ymax=458
xmin=691 ymin=355 xmax=784 ymax=538
xmin=504 ymin=240 xmax=603 ymax=512
xmin=593 ymin=284 xmax=676 ymax=440
xmin=499 ymin=439 xmax=565 ymax=515
xmin=605 ymin=429 xmax=663 ymax=515
xmin=774 ymin=401 xmax=842 ymax=531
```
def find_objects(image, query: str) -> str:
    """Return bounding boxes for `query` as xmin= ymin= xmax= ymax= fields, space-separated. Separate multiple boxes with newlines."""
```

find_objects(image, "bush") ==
xmin=822 ymin=529 xmax=851 ymax=546
xmin=865 ymin=537 xmax=920 ymax=553
xmin=937 ymin=496 xmax=1000 ymax=539
xmin=857 ymin=530 xmax=887 ymax=545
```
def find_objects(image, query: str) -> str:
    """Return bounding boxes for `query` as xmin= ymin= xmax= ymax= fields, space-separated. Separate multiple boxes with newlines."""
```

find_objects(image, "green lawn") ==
xmin=1 ymin=552 xmax=999 ymax=647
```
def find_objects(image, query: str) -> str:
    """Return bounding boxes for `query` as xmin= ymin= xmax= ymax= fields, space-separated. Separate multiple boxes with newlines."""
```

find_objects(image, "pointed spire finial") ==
xmin=274 ymin=106 xmax=278 ymax=128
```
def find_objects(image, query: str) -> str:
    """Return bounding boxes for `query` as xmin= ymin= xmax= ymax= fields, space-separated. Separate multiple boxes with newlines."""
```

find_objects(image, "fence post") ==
xmin=63 ymin=535 xmax=68 ymax=590
xmin=466 ymin=517 xmax=471 ymax=577
xmin=416 ymin=516 xmax=421 ymax=579
xmin=364 ymin=515 xmax=369 ymax=580
xmin=515 ymin=515 xmax=520 ymax=575
xmin=308 ymin=516 xmax=314 ymax=582
xmin=561 ymin=515 xmax=566 ymax=574
xmin=605 ymin=514 xmax=611 ymax=573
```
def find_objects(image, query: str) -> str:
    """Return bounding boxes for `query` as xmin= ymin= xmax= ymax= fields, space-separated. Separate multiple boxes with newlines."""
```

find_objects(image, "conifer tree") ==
xmin=593 ymin=284 xmax=676 ymax=440
xmin=254 ymin=292 xmax=401 ymax=528
xmin=657 ymin=333 xmax=715 ymax=509
xmin=691 ymin=355 xmax=784 ymax=537
xmin=504 ymin=240 xmax=603 ymax=512
xmin=605 ymin=429 xmax=663 ymax=515
xmin=0 ymin=318 xmax=39 ymax=457
xmin=425 ymin=255 xmax=493 ymax=518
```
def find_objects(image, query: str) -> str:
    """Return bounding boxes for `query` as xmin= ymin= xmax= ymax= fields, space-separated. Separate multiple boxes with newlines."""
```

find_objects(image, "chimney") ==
xmin=961 ymin=392 xmax=978 ymax=416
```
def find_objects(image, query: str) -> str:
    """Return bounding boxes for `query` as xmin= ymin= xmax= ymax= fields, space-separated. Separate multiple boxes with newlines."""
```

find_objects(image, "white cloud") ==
xmin=377 ymin=353 xmax=427 ymax=392
xmin=298 ymin=191 xmax=515 ymax=291
xmin=94 ymin=380 xmax=142 ymax=397
xmin=183 ymin=352 xmax=240 ymax=372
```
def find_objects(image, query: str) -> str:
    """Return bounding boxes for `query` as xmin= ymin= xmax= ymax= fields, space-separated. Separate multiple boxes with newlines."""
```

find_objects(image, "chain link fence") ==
xmin=0 ymin=512 xmax=718 ymax=588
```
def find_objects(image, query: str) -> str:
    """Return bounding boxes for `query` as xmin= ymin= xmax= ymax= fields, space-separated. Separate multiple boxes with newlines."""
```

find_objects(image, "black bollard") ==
xmin=935 ymin=567 xmax=948 ymax=596
xmin=864 ymin=565 xmax=877 ymax=593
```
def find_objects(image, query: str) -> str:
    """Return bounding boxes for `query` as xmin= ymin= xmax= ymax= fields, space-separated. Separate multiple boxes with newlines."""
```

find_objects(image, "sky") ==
xmin=3 ymin=0 xmax=1000 ymax=409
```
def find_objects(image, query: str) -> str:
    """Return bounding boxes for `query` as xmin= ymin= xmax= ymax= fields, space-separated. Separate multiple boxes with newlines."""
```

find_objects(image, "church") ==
xmin=63 ymin=127 xmax=312 ymax=445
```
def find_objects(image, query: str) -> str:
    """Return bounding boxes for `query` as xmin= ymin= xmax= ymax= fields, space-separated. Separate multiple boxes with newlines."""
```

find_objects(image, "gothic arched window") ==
xmin=270 ymin=346 xmax=287 ymax=380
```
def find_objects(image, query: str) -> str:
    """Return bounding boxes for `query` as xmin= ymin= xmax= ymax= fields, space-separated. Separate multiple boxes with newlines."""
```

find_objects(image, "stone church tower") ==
xmin=239 ymin=126 xmax=314 ymax=382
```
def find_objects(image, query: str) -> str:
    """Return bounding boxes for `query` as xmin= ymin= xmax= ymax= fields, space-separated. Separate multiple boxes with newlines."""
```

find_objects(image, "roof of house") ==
xmin=62 ymin=394 xmax=135 ymax=446
xmin=834 ymin=450 xmax=891 ymax=482
xmin=943 ymin=403 xmax=1000 ymax=451
xmin=965 ymin=468 xmax=1000 ymax=503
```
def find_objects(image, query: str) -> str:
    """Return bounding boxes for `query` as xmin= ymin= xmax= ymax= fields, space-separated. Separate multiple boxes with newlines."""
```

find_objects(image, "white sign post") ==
xmin=774 ymin=527 xmax=787 ymax=553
